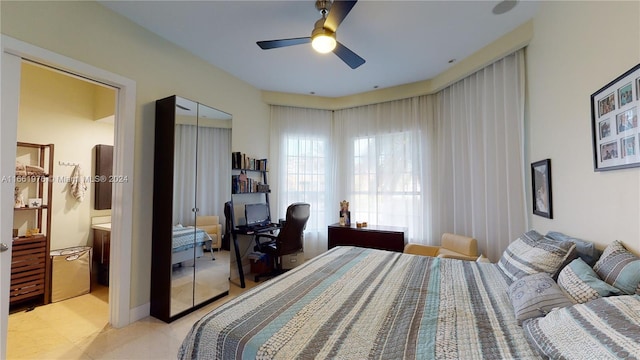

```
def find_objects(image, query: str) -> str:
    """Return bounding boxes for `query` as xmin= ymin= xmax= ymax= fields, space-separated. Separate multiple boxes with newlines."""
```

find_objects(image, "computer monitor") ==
xmin=244 ymin=203 xmax=270 ymax=226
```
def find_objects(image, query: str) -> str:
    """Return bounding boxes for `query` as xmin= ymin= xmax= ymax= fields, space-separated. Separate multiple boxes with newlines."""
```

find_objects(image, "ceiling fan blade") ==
xmin=324 ymin=0 xmax=358 ymax=33
xmin=257 ymin=37 xmax=311 ymax=49
xmin=333 ymin=41 xmax=365 ymax=69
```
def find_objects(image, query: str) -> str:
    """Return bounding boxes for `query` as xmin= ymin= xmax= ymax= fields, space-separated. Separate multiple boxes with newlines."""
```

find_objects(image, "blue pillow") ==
xmin=593 ymin=240 xmax=640 ymax=295
xmin=557 ymin=258 xmax=621 ymax=303
xmin=546 ymin=231 xmax=601 ymax=267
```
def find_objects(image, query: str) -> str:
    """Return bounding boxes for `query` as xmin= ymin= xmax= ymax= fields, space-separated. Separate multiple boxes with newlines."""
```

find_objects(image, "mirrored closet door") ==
xmin=151 ymin=95 xmax=232 ymax=322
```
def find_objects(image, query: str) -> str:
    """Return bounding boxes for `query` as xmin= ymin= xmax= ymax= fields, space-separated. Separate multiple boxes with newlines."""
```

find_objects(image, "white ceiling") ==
xmin=99 ymin=0 xmax=539 ymax=98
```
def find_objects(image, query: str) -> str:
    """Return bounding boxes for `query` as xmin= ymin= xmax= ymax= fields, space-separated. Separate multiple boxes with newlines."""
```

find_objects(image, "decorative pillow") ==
xmin=546 ymin=231 xmax=601 ymax=266
xmin=498 ymin=230 xmax=577 ymax=283
xmin=557 ymin=258 xmax=621 ymax=303
xmin=522 ymin=295 xmax=640 ymax=359
xmin=593 ymin=240 xmax=640 ymax=295
xmin=508 ymin=272 xmax=573 ymax=325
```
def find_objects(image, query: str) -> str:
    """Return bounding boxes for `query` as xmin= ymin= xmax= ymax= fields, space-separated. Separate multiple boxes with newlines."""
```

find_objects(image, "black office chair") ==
xmin=254 ymin=202 xmax=310 ymax=281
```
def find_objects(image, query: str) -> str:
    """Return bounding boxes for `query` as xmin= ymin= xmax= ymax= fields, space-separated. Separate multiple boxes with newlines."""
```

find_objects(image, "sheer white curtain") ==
xmin=269 ymin=50 xmax=526 ymax=261
xmin=333 ymin=98 xmax=426 ymax=242
xmin=428 ymin=50 xmax=526 ymax=261
xmin=173 ymin=125 xmax=231 ymax=225
xmin=196 ymin=126 xmax=232 ymax=219
xmin=269 ymin=106 xmax=334 ymax=258
xmin=173 ymin=124 xmax=197 ymax=225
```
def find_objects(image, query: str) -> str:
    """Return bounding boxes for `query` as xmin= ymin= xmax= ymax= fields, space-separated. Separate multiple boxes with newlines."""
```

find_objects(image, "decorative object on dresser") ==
xmin=151 ymin=95 xmax=232 ymax=323
xmin=11 ymin=142 xmax=54 ymax=306
xmin=591 ymin=63 xmax=640 ymax=171
xmin=339 ymin=199 xmax=350 ymax=226
xmin=328 ymin=223 xmax=407 ymax=252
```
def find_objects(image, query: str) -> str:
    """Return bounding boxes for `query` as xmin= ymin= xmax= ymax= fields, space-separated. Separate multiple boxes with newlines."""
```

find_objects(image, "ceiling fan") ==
xmin=257 ymin=0 xmax=365 ymax=69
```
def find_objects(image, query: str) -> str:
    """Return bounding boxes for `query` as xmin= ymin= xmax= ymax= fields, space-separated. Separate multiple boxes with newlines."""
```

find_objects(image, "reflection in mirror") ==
xmin=194 ymin=102 xmax=232 ymax=307
xmin=170 ymin=97 xmax=232 ymax=317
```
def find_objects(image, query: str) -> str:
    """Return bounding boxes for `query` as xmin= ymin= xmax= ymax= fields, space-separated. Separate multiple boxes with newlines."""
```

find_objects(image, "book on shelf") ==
xmin=231 ymin=174 xmax=269 ymax=194
xmin=231 ymin=152 xmax=267 ymax=171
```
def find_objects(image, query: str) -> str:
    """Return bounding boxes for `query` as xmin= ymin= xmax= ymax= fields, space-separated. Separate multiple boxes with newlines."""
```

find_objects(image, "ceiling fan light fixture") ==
xmin=312 ymin=33 xmax=336 ymax=53
xmin=257 ymin=0 xmax=365 ymax=68
xmin=311 ymin=17 xmax=336 ymax=53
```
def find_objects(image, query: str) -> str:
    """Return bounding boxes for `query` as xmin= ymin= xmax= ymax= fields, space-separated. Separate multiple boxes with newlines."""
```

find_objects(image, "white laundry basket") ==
xmin=50 ymin=246 xmax=92 ymax=302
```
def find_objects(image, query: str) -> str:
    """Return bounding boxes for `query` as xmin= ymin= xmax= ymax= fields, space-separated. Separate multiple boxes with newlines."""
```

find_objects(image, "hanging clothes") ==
xmin=70 ymin=165 xmax=87 ymax=202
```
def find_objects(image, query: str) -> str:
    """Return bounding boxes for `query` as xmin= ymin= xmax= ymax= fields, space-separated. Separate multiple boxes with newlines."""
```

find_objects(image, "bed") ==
xmin=181 ymin=245 xmax=535 ymax=358
xmin=172 ymin=226 xmax=212 ymax=266
xmin=179 ymin=233 xmax=640 ymax=360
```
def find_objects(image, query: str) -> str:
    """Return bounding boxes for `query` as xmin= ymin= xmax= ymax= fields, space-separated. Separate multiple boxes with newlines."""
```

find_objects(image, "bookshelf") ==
xmin=231 ymin=152 xmax=269 ymax=195
xmin=12 ymin=142 xmax=54 ymax=306
xmin=229 ymin=152 xmax=271 ymax=288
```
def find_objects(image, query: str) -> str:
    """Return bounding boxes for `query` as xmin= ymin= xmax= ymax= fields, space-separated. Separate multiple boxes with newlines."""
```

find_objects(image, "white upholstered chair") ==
xmin=404 ymin=233 xmax=478 ymax=261
xmin=195 ymin=215 xmax=222 ymax=252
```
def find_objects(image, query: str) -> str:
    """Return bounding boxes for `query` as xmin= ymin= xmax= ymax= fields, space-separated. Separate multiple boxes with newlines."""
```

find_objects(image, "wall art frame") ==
xmin=591 ymin=63 xmax=640 ymax=171
xmin=531 ymin=159 xmax=552 ymax=219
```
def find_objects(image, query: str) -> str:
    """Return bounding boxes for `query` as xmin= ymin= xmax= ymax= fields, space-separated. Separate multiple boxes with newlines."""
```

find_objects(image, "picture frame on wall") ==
xmin=591 ymin=63 xmax=640 ymax=171
xmin=531 ymin=159 xmax=552 ymax=219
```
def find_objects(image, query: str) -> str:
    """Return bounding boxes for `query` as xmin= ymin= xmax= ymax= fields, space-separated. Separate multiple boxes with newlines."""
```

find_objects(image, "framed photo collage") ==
xmin=591 ymin=63 xmax=640 ymax=171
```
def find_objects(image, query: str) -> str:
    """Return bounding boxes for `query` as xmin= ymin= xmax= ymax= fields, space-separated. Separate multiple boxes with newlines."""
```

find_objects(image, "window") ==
xmin=281 ymin=136 xmax=328 ymax=231
xmin=352 ymin=132 xmax=421 ymax=228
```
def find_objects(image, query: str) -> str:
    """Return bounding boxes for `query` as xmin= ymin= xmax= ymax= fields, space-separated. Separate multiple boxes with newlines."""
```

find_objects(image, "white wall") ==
xmin=526 ymin=1 xmax=640 ymax=254
xmin=17 ymin=62 xmax=114 ymax=250
xmin=1 ymin=1 xmax=270 ymax=308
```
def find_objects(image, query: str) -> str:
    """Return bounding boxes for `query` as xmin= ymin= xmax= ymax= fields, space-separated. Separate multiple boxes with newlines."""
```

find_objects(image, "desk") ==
xmin=231 ymin=224 xmax=281 ymax=288
xmin=328 ymin=223 xmax=407 ymax=252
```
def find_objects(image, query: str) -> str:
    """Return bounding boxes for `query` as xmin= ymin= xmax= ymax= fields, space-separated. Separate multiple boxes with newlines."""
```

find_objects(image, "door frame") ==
xmin=1 ymin=35 xmax=136 ymax=355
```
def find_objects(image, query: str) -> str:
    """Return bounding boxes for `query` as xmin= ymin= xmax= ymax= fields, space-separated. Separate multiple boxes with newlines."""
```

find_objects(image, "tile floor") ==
xmin=7 ymin=279 xmax=259 ymax=360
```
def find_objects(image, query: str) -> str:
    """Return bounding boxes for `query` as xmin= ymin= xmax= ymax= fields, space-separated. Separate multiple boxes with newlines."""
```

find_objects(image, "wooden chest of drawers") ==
xmin=10 ymin=235 xmax=48 ymax=304
xmin=328 ymin=223 xmax=408 ymax=252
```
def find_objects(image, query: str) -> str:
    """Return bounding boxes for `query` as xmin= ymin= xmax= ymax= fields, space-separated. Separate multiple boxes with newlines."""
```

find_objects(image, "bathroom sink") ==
xmin=91 ymin=223 xmax=111 ymax=231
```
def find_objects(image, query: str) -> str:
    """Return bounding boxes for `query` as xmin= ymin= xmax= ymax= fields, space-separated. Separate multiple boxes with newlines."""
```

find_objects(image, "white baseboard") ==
xmin=130 ymin=302 xmax=150 ymax=323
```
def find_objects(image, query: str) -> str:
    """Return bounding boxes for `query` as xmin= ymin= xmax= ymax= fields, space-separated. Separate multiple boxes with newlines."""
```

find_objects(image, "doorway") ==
xmin=13 ymin=60 xmax=115 ymax=304
xmin=1 ymin=35 xmax=136 ymax=358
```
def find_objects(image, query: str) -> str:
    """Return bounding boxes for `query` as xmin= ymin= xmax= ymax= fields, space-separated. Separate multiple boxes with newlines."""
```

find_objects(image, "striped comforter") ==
xmin=172 ymin=226 xmax=212 ymax=253
xmin=523 ymin=294 xmax=640 ymax=359
xmin=179 ymin=246 xmax=538 ymax=359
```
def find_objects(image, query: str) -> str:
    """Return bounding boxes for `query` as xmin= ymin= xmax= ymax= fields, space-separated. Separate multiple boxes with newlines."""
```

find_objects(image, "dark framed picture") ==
xmin=591 ymin=63 xmax=640 ymax=171
xmin=531 ymin=159 xmax=552 ymax=219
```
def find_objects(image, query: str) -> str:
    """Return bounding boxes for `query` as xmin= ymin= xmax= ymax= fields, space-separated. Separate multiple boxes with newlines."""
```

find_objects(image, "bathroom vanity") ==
xmin=92 ymin=222 xmax=111 ymax=286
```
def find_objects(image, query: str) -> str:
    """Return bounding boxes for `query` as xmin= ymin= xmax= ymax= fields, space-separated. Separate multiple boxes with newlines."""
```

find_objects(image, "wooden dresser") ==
xmin=328 ymin=223 xmax=408 ymax=252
